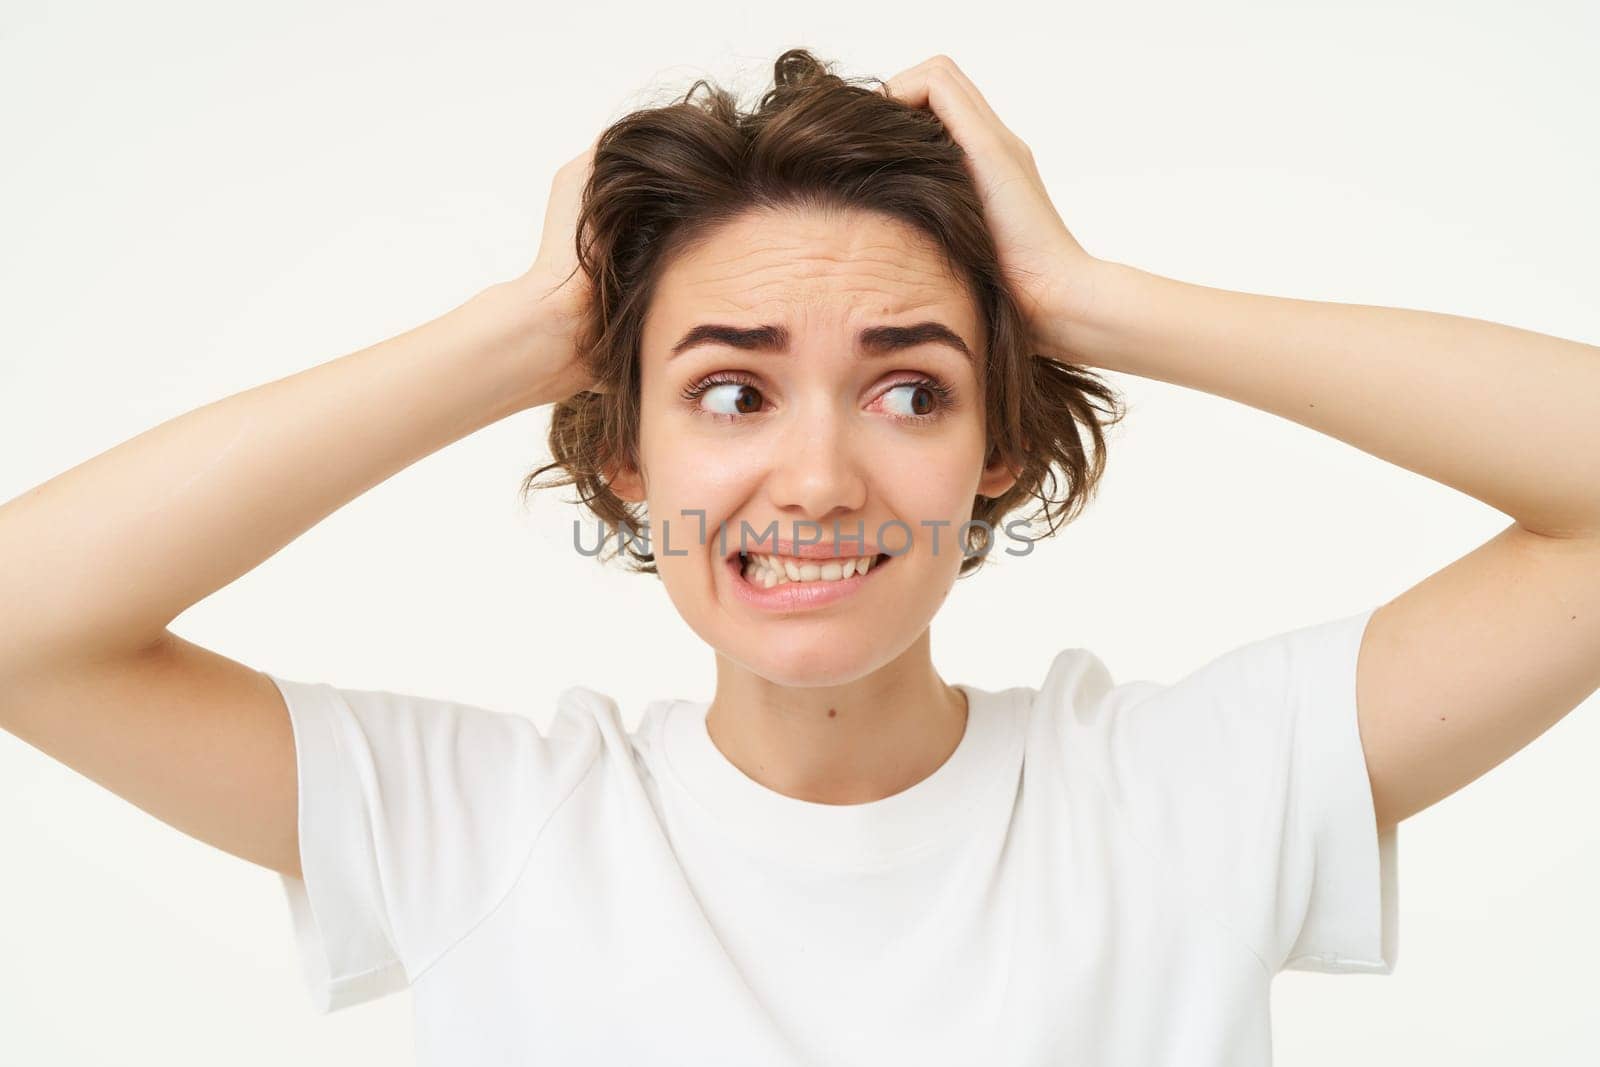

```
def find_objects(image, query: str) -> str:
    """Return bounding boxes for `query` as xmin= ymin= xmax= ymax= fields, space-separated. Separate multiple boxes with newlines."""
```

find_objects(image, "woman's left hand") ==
xmin=879 ymin=56 xmax=1102 ymax=349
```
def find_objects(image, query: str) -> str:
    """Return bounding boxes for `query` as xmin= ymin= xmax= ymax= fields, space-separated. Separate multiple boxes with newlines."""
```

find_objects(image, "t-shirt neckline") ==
xmin=661 ymin=681 xmax=1020 ymax=873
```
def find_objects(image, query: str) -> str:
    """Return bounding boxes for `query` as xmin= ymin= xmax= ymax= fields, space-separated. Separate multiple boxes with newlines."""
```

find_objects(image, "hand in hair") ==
xmin=513 ymin=135 xmax=608 ymax=398
xmin=879 ymin=56 xmax=1103 ymax=346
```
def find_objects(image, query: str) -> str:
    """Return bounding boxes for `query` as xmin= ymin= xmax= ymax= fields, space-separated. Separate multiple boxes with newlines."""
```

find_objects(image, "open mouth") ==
xmin=726 ymin=549 xmax=893 ymax=592
xmin=722 ymin=549 xmax=896 ymax=613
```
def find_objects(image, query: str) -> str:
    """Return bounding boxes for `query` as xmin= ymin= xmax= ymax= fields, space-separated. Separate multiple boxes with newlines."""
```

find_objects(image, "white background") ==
xmin=2 ymin=1 xmax=1597 ymax=1062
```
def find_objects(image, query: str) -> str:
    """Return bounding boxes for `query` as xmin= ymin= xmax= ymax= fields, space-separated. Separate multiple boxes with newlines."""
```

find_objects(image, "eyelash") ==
xmin=679 ymin=372 xmax=956 ymax=425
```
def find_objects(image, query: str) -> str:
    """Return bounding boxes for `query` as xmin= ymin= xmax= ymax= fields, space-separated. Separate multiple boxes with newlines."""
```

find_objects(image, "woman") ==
xmin=1 ymin=48 xmax=1596 ymax=1065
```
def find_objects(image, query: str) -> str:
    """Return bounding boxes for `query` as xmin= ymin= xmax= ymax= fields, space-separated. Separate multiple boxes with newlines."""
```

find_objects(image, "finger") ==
xmin=884 ymin=64 xmax=1016 ymax=165
xmin=925 ymin=59 xmax=1012 ymax=136
xmin=543 ymin=143 xmax=594 ymax=238
xmin=880 ymin=56 xmax=1002 ymax=124
xmin=879 ymin=55 xmax=942 ymax=107
xmin=882 ymin=57 xmax=1024 ymax=150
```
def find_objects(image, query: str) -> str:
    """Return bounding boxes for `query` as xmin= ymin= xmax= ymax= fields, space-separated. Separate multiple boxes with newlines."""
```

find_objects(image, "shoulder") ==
xmin=1013 ymin=609 xmax=1391 ymax=974
xmin=265 ymin=674 xmax=669 ymax=830
xmin=1025 ymin=645 xmax=1163 ymax=742
xmin=1027 ymin=608 xmax=1374 ymax=733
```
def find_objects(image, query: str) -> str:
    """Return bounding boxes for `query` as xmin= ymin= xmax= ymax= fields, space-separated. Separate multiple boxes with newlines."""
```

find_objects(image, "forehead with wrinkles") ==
xmin=645 ymin=206 xmax=981 ymax=346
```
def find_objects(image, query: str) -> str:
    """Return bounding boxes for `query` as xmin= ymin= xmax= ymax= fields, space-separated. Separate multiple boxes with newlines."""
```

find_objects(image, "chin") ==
xmin=726 ymin=648 xmax=878 ymax=689
xmin=718 ymin=621 xmax=913 ymax=687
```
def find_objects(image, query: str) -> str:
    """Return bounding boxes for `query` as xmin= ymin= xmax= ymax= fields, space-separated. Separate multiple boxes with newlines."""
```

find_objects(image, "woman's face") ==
xmin=613 ymin=205 xmax=1018 ymax=687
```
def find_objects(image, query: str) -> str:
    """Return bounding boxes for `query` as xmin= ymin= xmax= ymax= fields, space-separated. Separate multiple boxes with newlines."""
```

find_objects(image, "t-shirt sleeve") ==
xmin=1058 ymin=605 xmax=1398 ymax=976
xmin=262 ymin=673 xmax=600 ymax=1013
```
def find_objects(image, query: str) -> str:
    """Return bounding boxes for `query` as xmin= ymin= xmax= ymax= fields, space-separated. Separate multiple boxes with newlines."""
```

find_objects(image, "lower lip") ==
xmin=726 ymin=553 xmax=892 ymax=612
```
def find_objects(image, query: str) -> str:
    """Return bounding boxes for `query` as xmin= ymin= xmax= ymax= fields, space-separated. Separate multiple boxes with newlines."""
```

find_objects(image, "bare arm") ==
xmin=0 ymin=134 xmax=596 ymax=880
xmin=4 ymin=276 xmax=585 ymax=675
xmin=880 ymin=52 xmax=1600 ymax=839
xmin=0 ymin=273 xmax=585 ymax=878
xmin=1046 ymin=260 xmax=1600 ymax=831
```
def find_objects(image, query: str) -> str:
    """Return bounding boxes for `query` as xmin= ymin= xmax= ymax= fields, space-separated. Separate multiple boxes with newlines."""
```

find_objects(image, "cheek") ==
xmin=642 ymin=427 xmax=775 ymax=512
xmin=886 ymin=438 xmax=987 ymax=507
xmin=645 ymin=458 xmax=759 ymax=535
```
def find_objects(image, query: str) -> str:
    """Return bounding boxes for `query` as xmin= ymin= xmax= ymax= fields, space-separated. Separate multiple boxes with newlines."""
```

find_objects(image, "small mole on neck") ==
xmin=827 ymin=708 xmax=837 ymax=718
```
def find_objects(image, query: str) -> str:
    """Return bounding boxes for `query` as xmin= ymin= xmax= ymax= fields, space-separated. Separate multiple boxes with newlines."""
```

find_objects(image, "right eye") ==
xmin=682 ymin=373 xmax=766 ymax=420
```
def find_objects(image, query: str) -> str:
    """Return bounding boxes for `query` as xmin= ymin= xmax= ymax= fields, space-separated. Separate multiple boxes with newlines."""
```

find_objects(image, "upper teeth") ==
xmin=739 ymin=552 xmax=878 ymax=587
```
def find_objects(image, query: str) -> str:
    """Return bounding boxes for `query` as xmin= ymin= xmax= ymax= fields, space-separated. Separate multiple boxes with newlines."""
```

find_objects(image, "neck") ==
xmin=704 ymin=630 xmax=969 ymax=805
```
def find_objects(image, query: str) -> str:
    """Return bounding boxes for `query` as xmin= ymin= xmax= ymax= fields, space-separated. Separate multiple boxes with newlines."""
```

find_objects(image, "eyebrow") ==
xmin=667 ymin=321 xmax=975 ymax=365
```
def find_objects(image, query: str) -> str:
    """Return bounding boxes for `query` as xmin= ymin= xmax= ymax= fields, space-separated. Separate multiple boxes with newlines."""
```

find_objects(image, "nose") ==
xmin=764 ymin=403 xmax=868 ymax=526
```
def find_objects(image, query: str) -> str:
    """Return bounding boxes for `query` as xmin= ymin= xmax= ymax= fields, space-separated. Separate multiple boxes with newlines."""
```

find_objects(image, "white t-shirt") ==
xmin=266 ymin=605 xmax=1397 ymax=1065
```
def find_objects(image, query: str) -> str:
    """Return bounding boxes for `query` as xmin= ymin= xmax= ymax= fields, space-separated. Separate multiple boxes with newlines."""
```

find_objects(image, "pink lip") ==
xmin=725 ymin=550 xmax=891 ymax=612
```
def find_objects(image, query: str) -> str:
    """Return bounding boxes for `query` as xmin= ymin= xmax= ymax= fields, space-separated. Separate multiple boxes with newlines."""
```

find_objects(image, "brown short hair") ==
xmin=522 ymin=48 xmax=1126 ymax=577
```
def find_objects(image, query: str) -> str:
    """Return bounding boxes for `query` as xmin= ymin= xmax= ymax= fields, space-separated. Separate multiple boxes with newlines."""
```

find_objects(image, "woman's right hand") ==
xmin=509 ymin=136 xmax=606 ymax=402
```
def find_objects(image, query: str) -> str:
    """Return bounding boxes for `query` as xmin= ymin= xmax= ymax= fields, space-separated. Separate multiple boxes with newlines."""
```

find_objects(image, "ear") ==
xmin=976 ymin=444 xmax=1022 ymax=500
xmin=604 ymin=456 xmax=646 ymax=504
